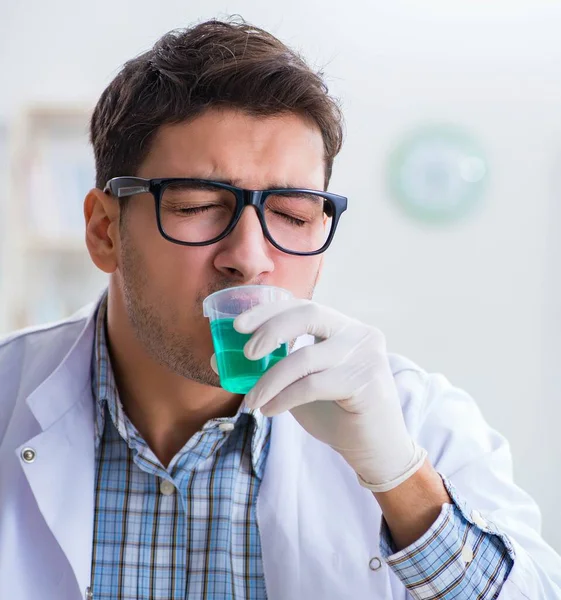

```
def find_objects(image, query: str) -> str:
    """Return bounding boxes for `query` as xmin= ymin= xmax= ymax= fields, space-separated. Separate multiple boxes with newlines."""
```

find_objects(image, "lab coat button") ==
xmin=159 ymin=479 xmax=175 ymax=496
xmin=21 ymin=447 xmax=36 ymax=463
xmin=369 ymin=556 xmax=382 ymax=571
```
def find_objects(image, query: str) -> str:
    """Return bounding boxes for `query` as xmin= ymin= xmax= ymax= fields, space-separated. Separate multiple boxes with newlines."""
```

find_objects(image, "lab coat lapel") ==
xmin=258 ymin=411 xmax=395 ymax=599
xmin=18 ymin=313 xmax=96 ymax=598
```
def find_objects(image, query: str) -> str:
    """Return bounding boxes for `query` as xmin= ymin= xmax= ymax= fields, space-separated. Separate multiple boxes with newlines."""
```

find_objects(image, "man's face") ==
xmin=116 ymin=108 xmax=327 ymax=386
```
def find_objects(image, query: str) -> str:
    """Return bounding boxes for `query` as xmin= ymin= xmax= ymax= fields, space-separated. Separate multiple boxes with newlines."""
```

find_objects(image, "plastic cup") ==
xmin=203 ymin=285 xmax=293 ymax=394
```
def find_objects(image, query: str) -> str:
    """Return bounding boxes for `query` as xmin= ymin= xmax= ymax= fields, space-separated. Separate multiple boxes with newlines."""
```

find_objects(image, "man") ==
xmin=0 ymin=18 xmax=560 ymax=600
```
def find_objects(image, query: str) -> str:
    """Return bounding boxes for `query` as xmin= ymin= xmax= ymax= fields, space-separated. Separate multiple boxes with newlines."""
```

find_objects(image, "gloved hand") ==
xmin=217 ymin=298 xmax=427 ymax=493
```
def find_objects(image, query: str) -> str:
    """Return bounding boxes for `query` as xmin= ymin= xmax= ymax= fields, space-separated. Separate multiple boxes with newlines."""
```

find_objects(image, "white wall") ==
xmin=1 ymin=0 xmax=560 ymax=549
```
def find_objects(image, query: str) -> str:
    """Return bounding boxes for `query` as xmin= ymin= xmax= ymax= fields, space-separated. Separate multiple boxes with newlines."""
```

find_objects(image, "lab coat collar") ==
xmin=25 ymin=301 xmax=98 ymax=431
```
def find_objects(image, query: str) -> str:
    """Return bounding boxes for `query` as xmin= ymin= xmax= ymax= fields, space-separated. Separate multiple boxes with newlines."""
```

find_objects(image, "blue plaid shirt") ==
xmin=89 ymin=297 xmax=270 ymax=599
xmin=88 ymin=296 xmax=514 ymax=599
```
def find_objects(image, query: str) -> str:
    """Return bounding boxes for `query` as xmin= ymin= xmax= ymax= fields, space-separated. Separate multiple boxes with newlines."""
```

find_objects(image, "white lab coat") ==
xmin=1 ymin=299 xmax=560 ymax=600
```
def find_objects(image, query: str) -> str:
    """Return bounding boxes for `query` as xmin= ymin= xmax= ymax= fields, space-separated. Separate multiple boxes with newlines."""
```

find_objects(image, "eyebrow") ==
xmin=200 ymin=176 xmax=321 ymax=191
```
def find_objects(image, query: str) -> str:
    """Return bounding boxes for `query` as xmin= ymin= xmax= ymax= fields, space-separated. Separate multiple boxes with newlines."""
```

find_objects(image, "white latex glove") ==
xmin=216 ymin=298 xmax=427 ymax=492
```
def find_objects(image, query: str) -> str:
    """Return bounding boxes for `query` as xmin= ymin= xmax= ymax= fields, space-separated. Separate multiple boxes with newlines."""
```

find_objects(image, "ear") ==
xmin=84 ymin=188 xmax=121 ymax=274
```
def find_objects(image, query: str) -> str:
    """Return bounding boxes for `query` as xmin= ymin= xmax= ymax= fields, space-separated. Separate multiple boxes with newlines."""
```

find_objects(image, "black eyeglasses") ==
xmin=104 ymin=177 xmax=347 ymax=256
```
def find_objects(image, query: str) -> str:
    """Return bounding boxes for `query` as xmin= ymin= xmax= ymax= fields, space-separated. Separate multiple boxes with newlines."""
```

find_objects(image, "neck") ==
xmin=105 ymin=291 xmax=242 ymax=467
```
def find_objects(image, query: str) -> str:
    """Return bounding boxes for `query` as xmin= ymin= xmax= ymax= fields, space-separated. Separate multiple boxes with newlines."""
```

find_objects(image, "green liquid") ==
xmin=210 ymin=318 xmax=288 ymax=394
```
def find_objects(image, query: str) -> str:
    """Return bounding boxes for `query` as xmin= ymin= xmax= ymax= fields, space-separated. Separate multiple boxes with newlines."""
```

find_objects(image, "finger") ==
xmin=244 ymin=334 xmax=351 ymax=409
xmin=243 ymin=303 xmax=349 ymax=360
xmin=234 ymin=298 xmax=308 ymax=334
xmin=260 ymin=363 xmax=367 ymax=416
xmin=210 ymin=353 xmax=218 ymax=374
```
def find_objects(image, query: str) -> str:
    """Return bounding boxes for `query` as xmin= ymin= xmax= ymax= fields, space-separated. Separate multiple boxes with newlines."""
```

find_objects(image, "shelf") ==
xmin=1 ymin=103 xmax=98 ymax=330
xmin=25 ymin=235 xmax=88 ymax=253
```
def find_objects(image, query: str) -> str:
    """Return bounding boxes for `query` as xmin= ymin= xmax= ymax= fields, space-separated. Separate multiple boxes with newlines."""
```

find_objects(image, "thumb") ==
xmin=210 ymin=353 xmax=219 ymax=375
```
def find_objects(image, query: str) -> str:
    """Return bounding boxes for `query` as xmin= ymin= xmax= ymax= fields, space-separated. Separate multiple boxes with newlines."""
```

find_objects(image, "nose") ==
xmin=213 ymin=207 xmax=275 ymax=282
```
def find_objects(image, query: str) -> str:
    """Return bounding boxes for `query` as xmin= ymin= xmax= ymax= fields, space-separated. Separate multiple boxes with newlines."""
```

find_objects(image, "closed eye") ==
xmin=177 ymin=205 xmax=215 ymax=215
xmin=271 ymin=211 xmax=307 ymax=226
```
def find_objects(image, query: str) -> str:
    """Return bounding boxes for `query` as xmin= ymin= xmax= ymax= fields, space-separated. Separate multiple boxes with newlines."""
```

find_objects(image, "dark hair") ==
xmin=90 ymin=17 xmax=344 ymax=192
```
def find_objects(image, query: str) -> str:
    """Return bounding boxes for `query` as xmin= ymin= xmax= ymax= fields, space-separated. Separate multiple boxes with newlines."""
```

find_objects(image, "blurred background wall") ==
xmin=0 ymin=0 xmax=560 ymax=549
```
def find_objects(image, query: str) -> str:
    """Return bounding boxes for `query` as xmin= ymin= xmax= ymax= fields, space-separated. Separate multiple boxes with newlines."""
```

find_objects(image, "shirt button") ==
xmin=461 ymin=546 xmax=474 ymax=565
xmin=472 ymin=510 xmax=487 ymax=529
xmin=159 ymin=479 xmax=175 ymax=496
xmin=219 ymin=422 xmax=235 ymax=433
xmin=21 ymin=447 xmax=36 ymax=463
xmin=369 ymin=557 xmax=382 ymax=571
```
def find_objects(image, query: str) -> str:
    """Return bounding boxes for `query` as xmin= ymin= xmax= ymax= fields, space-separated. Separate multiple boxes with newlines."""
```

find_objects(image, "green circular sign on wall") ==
xmin=387 ymin=124 xmax=488 ymax=223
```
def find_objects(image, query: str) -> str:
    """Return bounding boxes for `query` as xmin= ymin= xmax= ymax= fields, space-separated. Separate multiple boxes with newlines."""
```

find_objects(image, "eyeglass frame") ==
xmin=104 ymin=176 xmax=348 ymax=256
